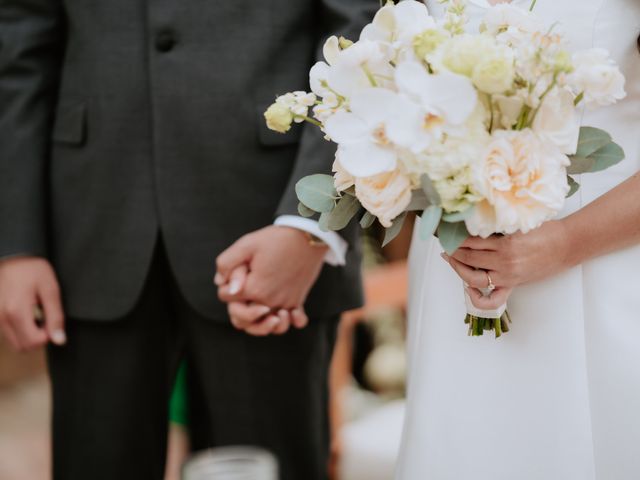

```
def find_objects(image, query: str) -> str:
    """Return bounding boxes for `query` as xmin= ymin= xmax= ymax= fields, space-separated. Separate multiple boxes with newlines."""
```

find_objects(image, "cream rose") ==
xmin=466 ymin=129 xmax=570 ymax=237
xmin=568 ymin=48 xmax=626 ymax=107
xmin=532 ymin=88 xmax=580 ymax=155
xmin=355 ymin=169 xmax=412 ymax=228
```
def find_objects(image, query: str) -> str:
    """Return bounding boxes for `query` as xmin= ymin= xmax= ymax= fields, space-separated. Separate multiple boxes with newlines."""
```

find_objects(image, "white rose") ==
xmin=471 ymin=46 xmax=515 ymax=94
xmin=355 ymin=169 xmax=413 ymax=228
xmin=532 ymin=88 xmax=580 ymax=155
xmin=568 ymin=48 xmax=626 ymax=107
xmin=429 ymin=34 xmax=496 ymax=78
xmin=466 ymin=129 xmax=570 ymax=237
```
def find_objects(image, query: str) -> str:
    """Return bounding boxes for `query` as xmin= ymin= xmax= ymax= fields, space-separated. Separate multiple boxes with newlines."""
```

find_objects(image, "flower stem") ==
xmin=295 ymin=115 xmax=322 ymax=127
xmin=529 ymin=0 xmax=538 ymax=11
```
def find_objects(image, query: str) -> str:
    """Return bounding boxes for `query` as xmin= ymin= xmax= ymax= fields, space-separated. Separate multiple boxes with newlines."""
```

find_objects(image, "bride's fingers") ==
xmin=451 ymin=247 xmax=500 ymax=271
xmin=465 ymin=286 xmax=511 ymax=310
xmin=228 ymin=302 xmax=272 ymax=330
xmin=442 ymin=254 xmax=496 ymax=288
xmin=460 ymin=236 xmax=500 ymax=251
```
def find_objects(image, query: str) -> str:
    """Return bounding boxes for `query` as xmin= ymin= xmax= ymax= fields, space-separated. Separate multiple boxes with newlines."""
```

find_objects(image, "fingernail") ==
xmin=214 ymin=273 xmax=225 ymax=286
xmin=258 ymin=306 xmax=272 ymax=316
xmin=229 ymin=279 xmax=242 ymax=295
xmin=269 ymin=316 xmax=281 ymax=327
xmin=51 ymin=330 xmax=67 ymax=346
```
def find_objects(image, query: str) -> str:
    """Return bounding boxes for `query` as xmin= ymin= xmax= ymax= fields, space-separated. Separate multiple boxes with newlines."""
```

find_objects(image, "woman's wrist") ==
xmin=556 ymin=216 xmax=582 ymax=271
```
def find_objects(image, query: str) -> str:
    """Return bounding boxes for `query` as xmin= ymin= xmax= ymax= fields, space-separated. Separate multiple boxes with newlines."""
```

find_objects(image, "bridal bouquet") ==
xmin=264 ymin=0 xmax=626 ymax=337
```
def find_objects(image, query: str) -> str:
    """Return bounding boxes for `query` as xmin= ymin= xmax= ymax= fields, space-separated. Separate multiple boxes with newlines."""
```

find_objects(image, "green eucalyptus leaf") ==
xmin=589 ymin=141 xmax=625 ymax=172
xmin=297 ymin=202 xmax=316 ymax=218
xmin=327 ymin=194 xmax=361 ymax=231
xmin=575 ymin=126 xmax=612 ymax=158
xmin=437 ymin=221 xmax=470 ymax=255
xmin=360 ymin=211 xmax=376 ymax=229
xmin=442 ymin=206 xmax=475 ymax=223
xmin=566 ymin=155 xmax=595 ymax=175
xmin=420 ymin=206 xmax=442 ymax=240
xmin=295 ymin=174 xmax=338 ymax=213
xmin=566 ymin=176 xmax=580 ymax=198
xmin=382 ymin=212 xmax=408 ymax=247
xmin=318 ymin=212 xmax=331 ymax=232
xmin=420 ymin=174 xmax=441 ymax=206
xmin=406 ymin=189 xmax=430 ymax=212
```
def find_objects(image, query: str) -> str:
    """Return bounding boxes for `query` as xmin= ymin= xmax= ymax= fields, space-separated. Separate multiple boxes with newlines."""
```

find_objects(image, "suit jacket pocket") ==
xmin=256 ymin=104 xmax=303 ymax=147
xmin=52 ymin=100 xmax=87 ymax=146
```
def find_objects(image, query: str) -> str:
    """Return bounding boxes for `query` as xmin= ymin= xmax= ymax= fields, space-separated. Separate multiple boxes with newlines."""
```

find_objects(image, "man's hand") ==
xmin=215 ymin=226 xmax=328 ymax=335
xmin=0 ymin=257 xmax=66 ymax=351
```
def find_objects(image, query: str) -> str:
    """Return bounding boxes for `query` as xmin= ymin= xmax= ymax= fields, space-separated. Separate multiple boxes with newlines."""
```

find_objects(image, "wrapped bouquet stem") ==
xmin=264 ymin=0 xmax=625 ymax=338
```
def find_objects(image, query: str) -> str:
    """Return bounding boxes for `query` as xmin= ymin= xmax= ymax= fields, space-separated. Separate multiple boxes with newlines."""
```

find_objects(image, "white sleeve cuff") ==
xmin=274 ymin=215 xmax=348 ymax=266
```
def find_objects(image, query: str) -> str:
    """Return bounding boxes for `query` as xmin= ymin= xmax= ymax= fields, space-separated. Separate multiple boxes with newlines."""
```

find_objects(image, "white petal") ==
xmin=395 ymin=61 xmax=432 ymax=100
xmin=338 ymin=141 xmax=398 ymax=178
xmin=394 ymin=0 xmax=436 ymax=39
xmin=385 ymin=97 xmax=433 ymax=152
xmin=328 ymin=63 xmax=370 ymax=97
xmin=425 ymin=72 xmax=478 ymax=125
xmin=324 ymin=111 xmax=369 ymax=144
xmin=309 ymin=62 xmax=330 ymax=97
xmin=323 ymin=36 xmax=340 ymax=66
xmin=349 ymin=88 xmax=403 ymax=129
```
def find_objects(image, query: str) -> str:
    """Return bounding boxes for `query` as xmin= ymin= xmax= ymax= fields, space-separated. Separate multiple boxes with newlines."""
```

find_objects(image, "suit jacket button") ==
xmin=155 ymin=30 xmax=177 ymax=53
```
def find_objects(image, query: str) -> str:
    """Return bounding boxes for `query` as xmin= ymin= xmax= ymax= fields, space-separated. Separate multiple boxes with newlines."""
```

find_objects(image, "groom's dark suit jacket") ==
xmin=0 ymin=0 xmax=375 ymax=321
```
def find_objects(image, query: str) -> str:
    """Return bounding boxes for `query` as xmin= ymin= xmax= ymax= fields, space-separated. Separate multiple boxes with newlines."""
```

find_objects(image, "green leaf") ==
xmin=420 ymin=206 xmax=442 ymax=240
xmin=575 ymin=127 xmax=612 ymax=158
xmin=318 ymin=212 xmax=331 ymax=232
xmin=406 ymin=189 xmax=430 ymax=212
xmin=297 ymin=202 xmax=316 ymax=218
xmin=442 ymin=206 xmax=475 ymax=223
xmin=360 ymin=211 xmax=376 ymax=229
xmin=382 ymin=212 xmax=408 ymax=247
xmin=420 ymin=174 xmax=441 ymax=206
xmin=295 ymin=174 xmax=338 ymax=213
xmin=437 ymin=221 xmax=469 ymax=255
xmin=326 ymin=194 xmax=361 ymax=231
xmin=589 ymin=141 xmax=625 ymax=172
xmin=566 ymin=155 xmax=595 ymax=175
xmin=566 ymin=176 xmax=580 ymax=198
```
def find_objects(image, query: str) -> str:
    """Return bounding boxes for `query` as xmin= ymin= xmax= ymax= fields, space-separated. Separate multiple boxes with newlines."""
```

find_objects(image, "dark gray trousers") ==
xmin=47 ymin=237 xmax=339 ymax=480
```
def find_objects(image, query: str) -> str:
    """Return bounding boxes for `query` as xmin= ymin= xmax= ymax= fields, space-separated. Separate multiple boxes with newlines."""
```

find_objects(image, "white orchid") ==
xmin=360 ymin=0 xmax=436 ymax=59
xmin=324 ymin=88 xmax=421 ymax=177
xmin=392 ymin=61 xmax=478 ymax=152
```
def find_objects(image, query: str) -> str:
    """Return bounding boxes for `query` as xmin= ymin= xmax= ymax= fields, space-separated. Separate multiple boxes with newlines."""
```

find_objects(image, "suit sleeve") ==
xmin=274 ymin=0 xmax=379 ymax=224
xmin=0 ymin=0 xmax=64 ymax=259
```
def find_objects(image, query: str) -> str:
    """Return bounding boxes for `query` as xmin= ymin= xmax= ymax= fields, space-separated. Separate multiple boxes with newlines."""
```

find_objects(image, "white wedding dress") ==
xmin=397 ymin=1 xmax=640 ymax=479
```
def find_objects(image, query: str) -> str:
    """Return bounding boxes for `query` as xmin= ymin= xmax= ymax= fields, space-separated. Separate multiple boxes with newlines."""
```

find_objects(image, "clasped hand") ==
xmin=442 ymin=220 xmax=572 ymax=310
xmin=215 ymin=226 xmax=328 ymax=336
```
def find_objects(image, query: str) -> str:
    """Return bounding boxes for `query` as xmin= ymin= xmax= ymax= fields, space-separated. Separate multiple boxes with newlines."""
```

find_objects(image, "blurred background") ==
xmin=0 ymin=218 xmax=415 ymax=480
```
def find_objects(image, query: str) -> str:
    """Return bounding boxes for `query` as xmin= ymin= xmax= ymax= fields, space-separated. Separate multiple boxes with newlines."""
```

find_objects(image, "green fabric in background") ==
xmin=169 ymin=362 xmax=189 ymax=426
